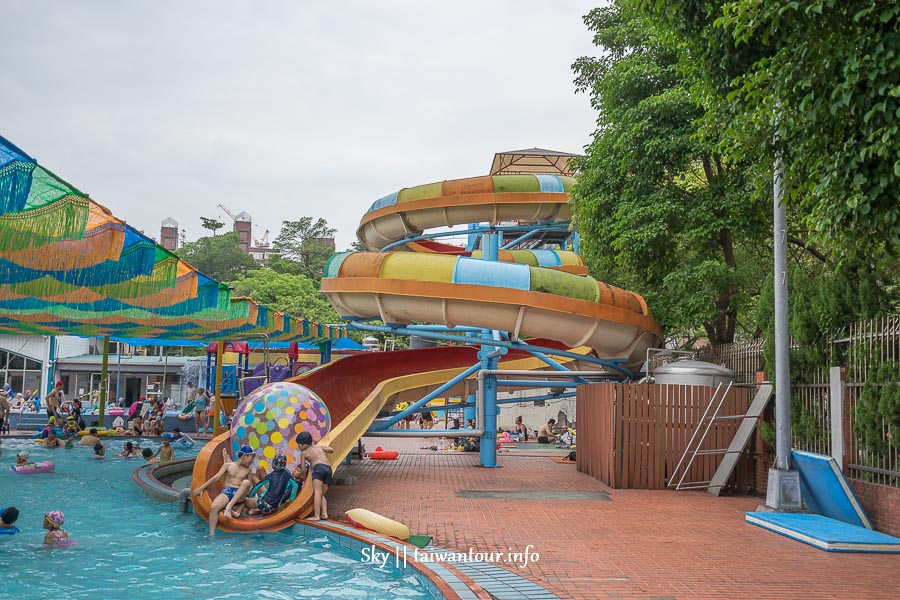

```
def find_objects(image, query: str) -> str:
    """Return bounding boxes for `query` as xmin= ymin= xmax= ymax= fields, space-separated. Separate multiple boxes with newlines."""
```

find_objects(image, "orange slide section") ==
xmin=191 ymin=341 xmax=573 ymax=532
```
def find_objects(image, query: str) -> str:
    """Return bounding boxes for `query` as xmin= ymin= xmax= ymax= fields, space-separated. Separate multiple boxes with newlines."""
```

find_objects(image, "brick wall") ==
xmin=847 ymin=479 xmax=900 ymax=537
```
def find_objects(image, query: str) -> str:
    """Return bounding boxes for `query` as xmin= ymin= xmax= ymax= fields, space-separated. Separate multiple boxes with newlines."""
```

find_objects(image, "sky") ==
xmin=2 ymin=1 xmax=601 ymax=251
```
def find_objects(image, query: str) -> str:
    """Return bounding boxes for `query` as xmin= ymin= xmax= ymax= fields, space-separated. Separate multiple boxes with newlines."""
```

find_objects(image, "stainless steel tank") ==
xmin=653 ymin=360 xmax=735 ymax=388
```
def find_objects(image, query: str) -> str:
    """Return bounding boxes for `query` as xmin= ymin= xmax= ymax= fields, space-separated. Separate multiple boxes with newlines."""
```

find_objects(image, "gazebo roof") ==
xmin=489 ymin=148 xmax=579 ymax=177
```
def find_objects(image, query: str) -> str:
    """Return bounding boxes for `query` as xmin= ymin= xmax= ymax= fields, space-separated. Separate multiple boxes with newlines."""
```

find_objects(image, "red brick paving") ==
xmin=326 ymin=436 xmax=900 ymax=599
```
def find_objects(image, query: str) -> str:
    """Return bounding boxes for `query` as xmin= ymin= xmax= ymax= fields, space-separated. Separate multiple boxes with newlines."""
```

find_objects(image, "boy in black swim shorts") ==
xmin=295 ymin=431 xmax=334 ymax=521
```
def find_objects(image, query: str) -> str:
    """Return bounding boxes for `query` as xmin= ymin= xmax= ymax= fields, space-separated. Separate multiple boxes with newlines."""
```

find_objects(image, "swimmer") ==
xmin=142 ymin=447 xmax=160 ymax=464
xmin=154 ymin=433 xmax=175 ymax=462
xmin=91 ymin=442 xmax=105 ymax=459
xmin=43 ymin=429 xmax=64 ymax=448
xmin=0 ymin=507 xmax=20 ymax=534
xmin=15 ymin=451 xmax=35 ymax=469
xmin=118 ymin=441 xmax=138 ymax=458
xmin=80 ymin=428 xmax=101 ymax=447
xmin=295 ymin=431 xmax=334 ymax=521
xmin=43 ymin=511 xmax=70 ymax=545
xmin=171 ymin=427 xmax=195 ymax=447
xmin=192 ymin=446 xmax=256 ymax=536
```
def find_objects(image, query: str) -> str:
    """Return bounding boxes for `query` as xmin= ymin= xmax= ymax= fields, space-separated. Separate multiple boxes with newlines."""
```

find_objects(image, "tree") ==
xmin=570 ymin=3 xmax=769 ymax=345
xmin=272 ymin=217 xmax=337 ymax=280
xmin=176 ymin=232 xmax=259 ymax=282
xmin=228 ymin=268 xmax=341 ymax=326
xmin=200 ymin=216 xmax=225 ymax=236
xmin=642 ymin=0 xmax=900 ymax=264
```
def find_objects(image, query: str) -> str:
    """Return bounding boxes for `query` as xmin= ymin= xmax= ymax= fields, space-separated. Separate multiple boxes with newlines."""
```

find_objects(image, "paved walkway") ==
xmin=325 ymin=436 xmax=900 ymax=599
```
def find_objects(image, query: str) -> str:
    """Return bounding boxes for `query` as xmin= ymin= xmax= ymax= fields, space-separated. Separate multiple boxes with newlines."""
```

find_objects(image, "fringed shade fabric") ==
xmin=0 ymin=134 xmax=342 ymax=344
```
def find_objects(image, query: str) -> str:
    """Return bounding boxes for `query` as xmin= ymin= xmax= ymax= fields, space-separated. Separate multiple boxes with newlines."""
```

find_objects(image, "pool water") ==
xmin=0 ymin=437 xmax=436 ymax=599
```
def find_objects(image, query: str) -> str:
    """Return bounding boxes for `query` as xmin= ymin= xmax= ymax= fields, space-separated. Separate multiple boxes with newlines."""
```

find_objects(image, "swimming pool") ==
xmin=0 ymin=437 xmax=436 ymax=599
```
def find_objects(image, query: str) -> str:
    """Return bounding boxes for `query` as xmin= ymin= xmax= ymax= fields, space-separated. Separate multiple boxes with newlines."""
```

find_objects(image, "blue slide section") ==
xmin=792 ymin=450 xmax=872 ymax=529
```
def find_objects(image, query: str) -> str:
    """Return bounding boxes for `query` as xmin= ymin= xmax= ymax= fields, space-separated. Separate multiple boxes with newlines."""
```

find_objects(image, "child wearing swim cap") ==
xmin=223 ymin=452 xmax=296 ymax=518
xmin=43 ymin=510 xmax=70 ymax=545
xmin=295 ymin=431 xmax=334 ymax=521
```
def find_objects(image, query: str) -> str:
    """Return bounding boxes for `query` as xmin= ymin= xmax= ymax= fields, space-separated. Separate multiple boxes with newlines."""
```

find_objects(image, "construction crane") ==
xmin=254 ymin=228 xmax=270 ymax=247
xmin=217 ymin=203 xmax=238 ymax=222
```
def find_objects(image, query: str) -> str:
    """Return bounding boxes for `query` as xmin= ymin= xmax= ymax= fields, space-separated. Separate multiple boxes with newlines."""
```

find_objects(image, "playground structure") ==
xmin=192 ymin=168 xmax=664 ymax=531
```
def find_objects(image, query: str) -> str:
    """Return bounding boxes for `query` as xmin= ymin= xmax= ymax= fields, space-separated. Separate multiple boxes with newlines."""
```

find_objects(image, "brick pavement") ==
xmin=324 ymin=436 xmax=900 ymax=599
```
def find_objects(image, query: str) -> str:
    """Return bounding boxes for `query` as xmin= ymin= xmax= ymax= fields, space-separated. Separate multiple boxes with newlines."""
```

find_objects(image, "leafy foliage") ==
xmin=199 ymin=216 xmax=225 ymax=236
xmin=272 ymin=217 xmax=337 ymax=280
xmin=228 ymin=268 xmax=340 ymax=326
xmin=176 ymin=232 xmax=259 ymax=282
xmin=855 ymin=360 xmax=900 ymax=455
xmin=642 ymin=0 xmax=900 ymax=263
xmin=570 ymin=3 xmax=768 ymax=345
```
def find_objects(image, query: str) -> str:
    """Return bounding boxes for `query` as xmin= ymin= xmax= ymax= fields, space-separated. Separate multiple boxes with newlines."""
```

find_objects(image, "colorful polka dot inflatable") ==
xmin=230 ymin=381 xmax=331 ymax=472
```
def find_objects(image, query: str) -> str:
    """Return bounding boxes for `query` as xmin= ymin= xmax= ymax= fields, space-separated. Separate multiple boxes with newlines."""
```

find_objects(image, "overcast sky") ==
xmin=3 ymin=1 xmax=600 ymax=251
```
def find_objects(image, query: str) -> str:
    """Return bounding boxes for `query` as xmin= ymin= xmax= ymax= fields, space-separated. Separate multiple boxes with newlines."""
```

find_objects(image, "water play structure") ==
xmin=192 ymin=167 xmax=664 ymax=532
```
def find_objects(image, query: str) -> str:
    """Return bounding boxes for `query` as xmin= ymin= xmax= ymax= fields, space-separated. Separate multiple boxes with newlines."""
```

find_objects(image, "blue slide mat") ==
xmin=746 ymin=512 xmax=900 ymax=553
xmin=791 ymin=449 xmax=872 ymax=529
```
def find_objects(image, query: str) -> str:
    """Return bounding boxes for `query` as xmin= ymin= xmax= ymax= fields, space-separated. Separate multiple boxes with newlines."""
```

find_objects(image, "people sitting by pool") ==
xmin=223 ymin=452 xmax=297 ymax=519
xmin=0 ymin=506 xmax=20 ymax=535
xmin=43 ymin=429 xmax=64 ymax=448
xmin=295 ymin=431 xmax=334 ymax=521
xmin=514 ymin=415 xmax=529 ymax=441
xmin=43 ymin=510 xmax=69 ymax=545
xmin=119 ymin=441 xmax=139 ymax=458
xmin=130 ymin=415 xmax=144 ymax=436
xmin=154 ymin=434 xmax=175 ymax=462
xmin=448 ymin=416 xmax=461 ymax=429
xmin=91 ymin=443 xmax=105 ymax=459
xmin=149 ymin=417 xmax=165 ymax=437
xmin=537 ymin=419 xmax=558 ymax=444
xmin=15 ymin=451 xmax=35 ymax=469
xmin=80 ymin=428 xmax=101 ymax=447
xmin=192 ymin=446 xmax=257 ymax=536
xmin=171 ymin=428 xmax=194 ymax=447
xmin=142 ymin=447 xmax=160 ymax=464
xmin=466 ymin=418 xmax=476 ymax=429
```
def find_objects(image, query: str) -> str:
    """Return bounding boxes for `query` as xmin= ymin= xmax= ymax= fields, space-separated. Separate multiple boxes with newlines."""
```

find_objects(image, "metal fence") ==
xmin=699 ymin=338 xmax=765 ymax=384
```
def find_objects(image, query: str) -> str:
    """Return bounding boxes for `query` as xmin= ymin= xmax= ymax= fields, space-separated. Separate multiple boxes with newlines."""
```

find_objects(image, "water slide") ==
xmin=191 ymin=341 xmax=590 ymax=532
xmin=192 ymin=173 xmax=663 ymax=532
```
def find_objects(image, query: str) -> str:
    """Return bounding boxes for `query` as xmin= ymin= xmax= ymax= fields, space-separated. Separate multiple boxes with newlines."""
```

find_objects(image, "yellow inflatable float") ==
xmin=345 ymin=508 xmax=410 ymax=540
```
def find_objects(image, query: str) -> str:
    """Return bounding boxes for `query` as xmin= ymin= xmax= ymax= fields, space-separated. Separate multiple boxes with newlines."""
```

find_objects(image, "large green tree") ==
xmin=571 ymin=3 xmax=769 ymax=345
xmin=228 ymin=268 xmax=340 ymax=326
xmin=642 ymin=0 xmax=899 ymax=263
xmin=176 ymin=232 xmax=259 ymax=282
xmin=272 ymin=217 xmax=337 ymax=280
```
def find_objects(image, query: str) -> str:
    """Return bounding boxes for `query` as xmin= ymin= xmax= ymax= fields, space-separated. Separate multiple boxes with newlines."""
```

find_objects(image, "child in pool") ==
xmin=0 ymin=506 xmax=19 ymax=534
xmin=295 ymin=431 xmax=334 ymax=521
xmin=142 ymin=447 xmax=160 ymax=464
xmin=171 ymin=428 xmax=194 ymax=447
xmin=91 ymin=443 xmax=105 ymax=459
xmin=43 ymin=511 xmax=70 ymax=545
xmin=119 ymin=441 xmax=138 ymax=457
xmin=192 ymin=446 xmax=256 ymax=536
xmin=42 ymin=429 xmax=64 ymax=448
xmin=154 ymin=433 xmax=175 ymax=462
xmin=15 ymin=451 xmax=35 ymax=469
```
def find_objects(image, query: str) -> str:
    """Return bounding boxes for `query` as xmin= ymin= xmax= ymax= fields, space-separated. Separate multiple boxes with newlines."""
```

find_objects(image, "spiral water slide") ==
xmin=192 ymin=173 xmax=662 ymax=532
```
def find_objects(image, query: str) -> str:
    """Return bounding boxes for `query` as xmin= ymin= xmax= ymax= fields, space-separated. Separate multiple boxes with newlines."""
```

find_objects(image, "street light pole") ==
xmin=766 ymin=150 xmax=802 ymax=510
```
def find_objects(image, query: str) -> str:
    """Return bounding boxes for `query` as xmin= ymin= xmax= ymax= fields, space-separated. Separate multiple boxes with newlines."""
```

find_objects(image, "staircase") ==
xmin=668 ymin=383 xmax=774 ymax=496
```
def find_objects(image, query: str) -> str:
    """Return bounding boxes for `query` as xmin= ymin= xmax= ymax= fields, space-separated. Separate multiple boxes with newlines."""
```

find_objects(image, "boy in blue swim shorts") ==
xmin=192 ymin=445 xmax=256 ymax=535
xmin=295 ymin=431 xmax=334 ymax=521
xmin=224 ymin=452 xmax=298 ymax=518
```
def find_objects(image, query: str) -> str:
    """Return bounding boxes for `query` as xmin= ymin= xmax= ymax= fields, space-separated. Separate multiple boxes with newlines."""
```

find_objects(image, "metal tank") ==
xmin=653 ymin=360 xmax=735 ymax=388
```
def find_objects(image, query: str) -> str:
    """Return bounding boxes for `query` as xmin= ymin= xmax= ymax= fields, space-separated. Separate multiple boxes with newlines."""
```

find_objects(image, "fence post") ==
xmin=829 ymin=366 xmax=845 ymax=469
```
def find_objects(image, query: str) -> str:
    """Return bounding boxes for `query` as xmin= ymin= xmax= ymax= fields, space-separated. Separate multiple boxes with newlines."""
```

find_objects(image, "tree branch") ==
xmin=788 ymin=237 xmax=828 ymax=263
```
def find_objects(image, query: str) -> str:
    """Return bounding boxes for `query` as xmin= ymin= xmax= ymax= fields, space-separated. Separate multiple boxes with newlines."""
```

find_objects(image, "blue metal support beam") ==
xmin=347 ymin=321 xmax=633 ymax=378
xmin=380 ymin=223 xmax=570 ymax=252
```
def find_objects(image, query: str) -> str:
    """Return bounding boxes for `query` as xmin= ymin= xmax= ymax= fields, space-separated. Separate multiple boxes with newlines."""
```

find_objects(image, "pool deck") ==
xmin=325 ymin=436 xmax=900 ymax=599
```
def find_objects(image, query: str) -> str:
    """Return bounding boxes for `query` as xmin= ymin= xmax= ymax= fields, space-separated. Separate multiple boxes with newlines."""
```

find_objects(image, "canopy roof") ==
xmin=0 ymin=134 xmax=342 ymax=344
xmin=489 ymin=148 xmax=578 ymax=177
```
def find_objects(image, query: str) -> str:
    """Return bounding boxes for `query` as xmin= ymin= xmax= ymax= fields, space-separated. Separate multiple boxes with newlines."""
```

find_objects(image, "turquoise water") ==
xmin=0 ymin=437 xmax=435 ymax=599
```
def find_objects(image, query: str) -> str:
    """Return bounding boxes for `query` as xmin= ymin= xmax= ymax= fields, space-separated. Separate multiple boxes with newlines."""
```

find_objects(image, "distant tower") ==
xmin=234 ymin=211 xmax=252 ymax=253
xmin=160 ymin=217 xmax=179 ymax=250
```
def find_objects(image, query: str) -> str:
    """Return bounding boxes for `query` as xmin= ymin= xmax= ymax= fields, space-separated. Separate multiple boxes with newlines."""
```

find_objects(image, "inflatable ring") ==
xmin=368 ymin=447 xmax=398 ymax=460
xmin=345 ymin=508 xmax=410 ymax=540
xmin=172 ymin=440 xmax=194 ymax=450
xmin=177 ymin=401 xmax=194 ymax=420
xmin=10 ymin=461 xmax=55 ymax=474
xmin=108 ymin=407 xmax=125 ymax=417
xmin=78 ymin=428 xmax=108 ymax=436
